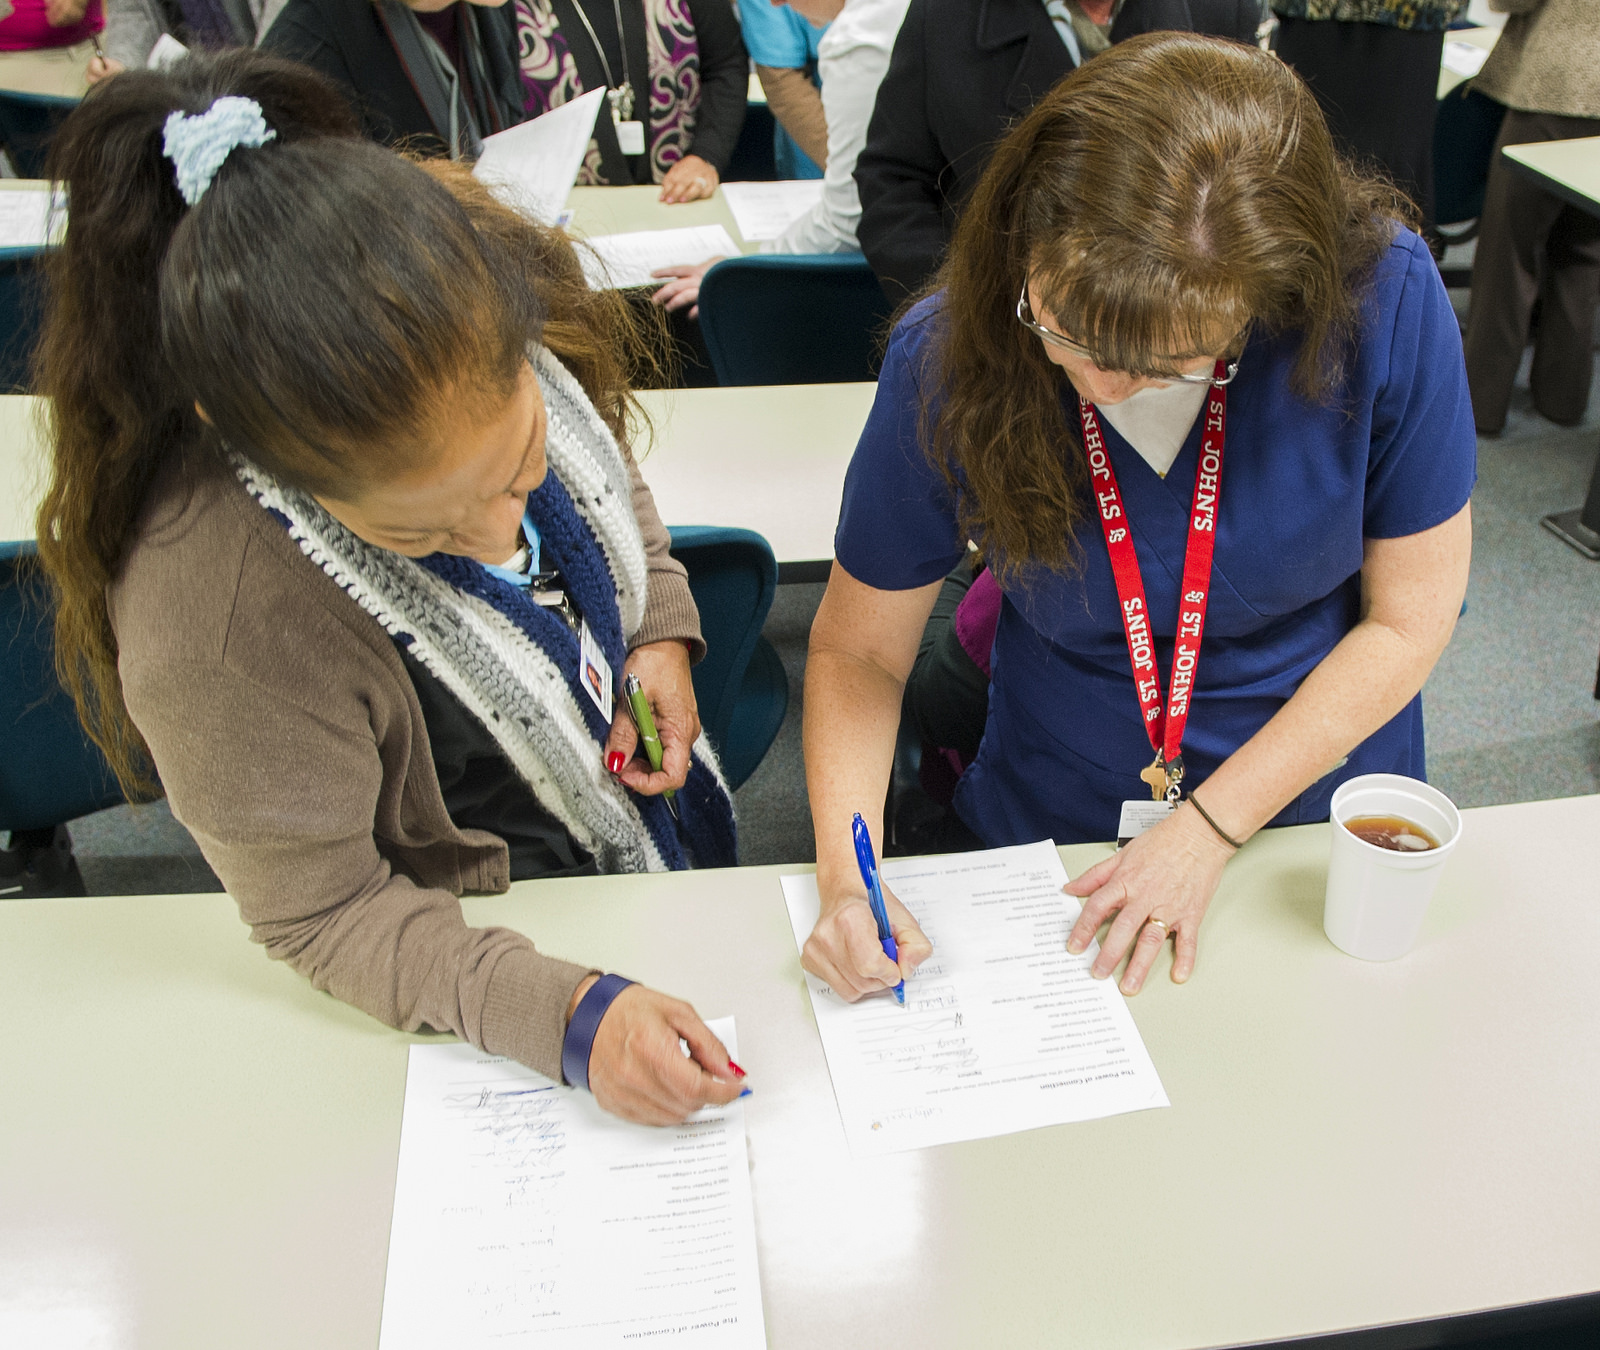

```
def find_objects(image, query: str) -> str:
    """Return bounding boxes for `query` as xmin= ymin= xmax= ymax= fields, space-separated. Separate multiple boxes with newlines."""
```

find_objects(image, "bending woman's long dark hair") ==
xmin=929 ymin=32 xmax=1416 ymax=584
xmin=35 ymin=51 xmax=654 ymax=795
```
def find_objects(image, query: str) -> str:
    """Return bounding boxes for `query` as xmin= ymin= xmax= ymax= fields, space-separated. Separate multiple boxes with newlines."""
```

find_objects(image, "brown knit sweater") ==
xmin=1474 ymin=0 xmax=1600 ymax=122
xmin=107 ymin=444 xmax=703 ymax=1083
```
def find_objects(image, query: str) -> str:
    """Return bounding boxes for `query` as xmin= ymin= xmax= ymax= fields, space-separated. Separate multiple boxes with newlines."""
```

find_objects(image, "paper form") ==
xmin=578 ymin=225 xmax=741 ymax=290
xmin=782 ymin=840 xmax=1169 ymax=1156
xmin=0 ymin=188 xmax=64 ymax=250
xmin=474 ymin=88 xmax=606 ymax=225
xmin=719 ymin=181 xmax=824 ymax=243
xmin=377 ymin=1017 xmax=766 ymax=1350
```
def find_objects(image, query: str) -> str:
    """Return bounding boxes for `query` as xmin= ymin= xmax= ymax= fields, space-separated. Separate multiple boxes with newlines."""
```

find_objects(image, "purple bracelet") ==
xmin=560 ymin=973 xmax=634 ymax=1092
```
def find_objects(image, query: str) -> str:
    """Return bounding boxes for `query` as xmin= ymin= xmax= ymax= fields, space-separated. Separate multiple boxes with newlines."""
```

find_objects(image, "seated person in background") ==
xmin=1271 ymin=0 xmax=1467 ymax=242
xmin=263 ymin=0 xmax=525 ymax=158
xmin=854 ymin=0 xmax=1264 ymax=300
xmin=36 ymin=51 xmax=743 ymax=1125
xmin=0 ymin=0 xmax=103 ymax=50
xmin=88 ymin=0 xmax=284 ymax=83
xmin=803 ymin=34 xmax=1473 ymax=1004
xmin=650 ymin=0 xmax=910 ymax=317
xmin=1463 ymin=0 xmax=1600 ymax=433
xmin=741 ymin=0 xmax=829 ymax=178
xmin=511 ymin=0 xmax=747 ymax=204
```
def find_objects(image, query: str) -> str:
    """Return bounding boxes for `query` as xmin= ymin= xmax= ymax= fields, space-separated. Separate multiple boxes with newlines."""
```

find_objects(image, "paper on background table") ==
xmin=1442 ymin=39 xmax=1490 ymax=78
xmin=377 ymin=1016 xmax=765 ymax=1350
xmin=783 ymin=840 xmax=1168 ymax=1156
xmin=0 ymin=187 xmax=64 ymax=250
xmin=580 ymin=224 xmax=740 ymax=290
xmin=719 ymin=180 xmax=825 ymax=243
xmin=474 ymin=88 xmax=605 ymax=225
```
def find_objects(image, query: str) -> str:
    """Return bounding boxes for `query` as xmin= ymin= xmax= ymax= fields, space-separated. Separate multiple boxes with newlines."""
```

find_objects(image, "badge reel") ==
xmin=608 ymin=86 xmax=645 ymax=156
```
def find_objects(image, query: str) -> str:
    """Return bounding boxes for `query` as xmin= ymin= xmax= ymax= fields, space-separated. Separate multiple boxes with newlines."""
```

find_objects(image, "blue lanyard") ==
xmin=481 ymin=507 xmax=542 ymax=589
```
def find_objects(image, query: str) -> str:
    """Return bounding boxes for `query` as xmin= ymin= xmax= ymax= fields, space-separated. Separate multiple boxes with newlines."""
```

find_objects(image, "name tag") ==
xmin=579 ymin=619 xmax=613 ymax=720
xmin=615 ymin=120 xmax=645 ymax=156
xmin=1117 ymin=799 xmax=1174 ymax=849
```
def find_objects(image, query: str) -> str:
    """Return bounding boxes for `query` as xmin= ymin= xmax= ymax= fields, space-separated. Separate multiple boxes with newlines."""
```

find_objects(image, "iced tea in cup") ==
xmin=1324 ymin=774 xmax=1462 ymax=961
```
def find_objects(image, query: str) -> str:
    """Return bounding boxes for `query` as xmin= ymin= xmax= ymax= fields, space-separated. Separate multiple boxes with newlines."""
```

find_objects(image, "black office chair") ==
xmin=1433 ymin=85 xmax=1507 ymax=287
xmin=0 ymin=245 xmax=48 ymax=393
xmin=0 ymin=89 xmax=76 ymax=179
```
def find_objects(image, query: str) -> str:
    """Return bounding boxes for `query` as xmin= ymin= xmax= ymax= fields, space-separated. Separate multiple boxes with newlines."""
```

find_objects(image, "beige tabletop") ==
xmin=0 ymin=392 xmax=45 ymax=543
xmin=1502 ymin=135 xmax=1600 ymax=215
xmin=634 ymin=382 xmax=873 ymax=568
xmin=565 ymin=183 xmax=752 ymax=252
xmin=0 ymin=40 xmax=91 ymax=100
xmin=2 ymin=795 xmax=1598 ymax=1348
xmin=1437 ymin=25 xmax=1499 ymax=100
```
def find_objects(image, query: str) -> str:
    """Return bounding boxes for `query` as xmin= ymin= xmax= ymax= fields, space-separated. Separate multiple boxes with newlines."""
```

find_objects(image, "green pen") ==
xmin=623 ymin=673 xmax=678 ymax=820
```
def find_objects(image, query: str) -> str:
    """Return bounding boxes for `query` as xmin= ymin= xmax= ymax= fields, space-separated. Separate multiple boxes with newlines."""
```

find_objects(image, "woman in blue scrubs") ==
xmin=801 ymin=32 xmax=1476 ymax=1002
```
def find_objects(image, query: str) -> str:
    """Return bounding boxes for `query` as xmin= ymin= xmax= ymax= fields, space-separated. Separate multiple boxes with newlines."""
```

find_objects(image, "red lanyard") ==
xmin=1079 ymin=363 xmax=1228 ymax=801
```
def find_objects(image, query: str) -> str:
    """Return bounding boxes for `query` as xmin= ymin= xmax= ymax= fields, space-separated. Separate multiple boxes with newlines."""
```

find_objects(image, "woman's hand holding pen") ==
xmin=803 ymin=880 xmax=932 ymax=1001
xmin=605 ymin=640 xmax=699 ymax=794
xmin=575 ymin=979 xmax=747 ymax=1126
xmin=1063 ymin=803 xmax=1233 ymax=995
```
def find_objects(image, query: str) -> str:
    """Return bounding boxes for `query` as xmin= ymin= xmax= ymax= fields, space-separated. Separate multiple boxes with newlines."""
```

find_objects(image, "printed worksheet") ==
xmin=578 ymin=225 xmax=740 ymax=290
xmin=474 ymin=88 xmax=605 ymax=224
xmin=377 ymin=1018 xmax=765 ymax=1350
xmin=783 ymin=840 xmax=1169 ymax=1156
xmin=719 ymin=180 xmax=824 ymax=243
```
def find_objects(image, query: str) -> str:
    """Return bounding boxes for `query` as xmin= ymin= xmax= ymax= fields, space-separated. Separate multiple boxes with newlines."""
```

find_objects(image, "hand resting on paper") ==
xmin=572 ymin=978 xmax=747 ymax=1125
xmin=1063 ymin=801 xmax=1232 ymax=995
xmin=603 ymin=639 xmax=699 ymax=794
xmin=803 ymin=878 xmax=933 ymax=1001
xmin=649 ymin=256 xmax=727 ymax=320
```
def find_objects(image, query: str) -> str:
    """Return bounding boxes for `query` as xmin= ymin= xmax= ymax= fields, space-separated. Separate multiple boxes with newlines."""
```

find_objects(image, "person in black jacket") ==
xmin=854 ymin=0 xmax=1264 ymax=300
xmin=263 ymin=0 xmax=526 ymax=159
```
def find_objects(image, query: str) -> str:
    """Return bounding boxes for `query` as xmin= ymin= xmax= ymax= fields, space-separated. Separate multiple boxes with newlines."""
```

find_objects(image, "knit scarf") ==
xmin=235 ymin=345 xmax=737 ymax=874
xmin=512 ymin=0 xmax=701 ymax=185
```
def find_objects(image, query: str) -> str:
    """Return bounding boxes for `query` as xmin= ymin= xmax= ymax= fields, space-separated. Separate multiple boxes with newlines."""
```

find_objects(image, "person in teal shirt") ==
xmin=740 ymin=0 xmax=827 ymax=178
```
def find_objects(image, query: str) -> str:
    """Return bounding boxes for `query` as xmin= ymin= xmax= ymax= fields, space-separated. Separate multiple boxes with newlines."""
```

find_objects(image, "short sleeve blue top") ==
xmin=834 ymin=229 xmax=1477 ymax=845
xmin=739 ymin=0 xmax=827 ymax=67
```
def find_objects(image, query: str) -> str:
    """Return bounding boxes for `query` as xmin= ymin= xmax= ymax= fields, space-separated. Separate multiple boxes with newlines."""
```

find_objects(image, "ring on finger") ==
xmin=1143 ymin=916 xmax=1172 ymax=940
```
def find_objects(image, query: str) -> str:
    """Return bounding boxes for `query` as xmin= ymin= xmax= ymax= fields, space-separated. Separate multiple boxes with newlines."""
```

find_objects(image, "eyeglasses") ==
xmin=1015 ymin=281 xmax=1242 ymax=386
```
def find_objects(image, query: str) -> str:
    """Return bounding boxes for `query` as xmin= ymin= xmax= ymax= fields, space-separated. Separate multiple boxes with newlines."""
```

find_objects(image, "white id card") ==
xmin=615 ymin=120 xmax=646 ymax=156
xmin=578 ymin=619 xmax=613 ymax=720
xmin=1117 ymin=800 xmax=1174 ymax=849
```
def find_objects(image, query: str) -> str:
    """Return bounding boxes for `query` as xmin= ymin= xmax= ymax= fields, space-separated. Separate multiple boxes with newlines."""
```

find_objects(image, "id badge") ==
xmin=615 ymin=119 xmax=645 ymax=156
xmin=1117 ymin=799 xmax=1174 ymax=849
xmin=578 ymin=619 xmax=614 ymax=720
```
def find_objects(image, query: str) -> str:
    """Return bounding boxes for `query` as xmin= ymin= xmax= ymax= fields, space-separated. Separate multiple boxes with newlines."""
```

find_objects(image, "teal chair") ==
xmin=1 ymin=542 xmax=125 ymax=897
xmin=0 ymin=89 xmax=77 ymax=179
xmin=696 ymin=254 xmax=892 ymax=386
xmin=0 ymin=245 xmax=48 ymax=393
xmin=668 ymin=526 xmax=788 ymax=790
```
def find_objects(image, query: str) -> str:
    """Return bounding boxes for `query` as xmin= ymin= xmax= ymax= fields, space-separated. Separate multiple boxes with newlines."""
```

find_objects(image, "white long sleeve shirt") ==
xmin=766 ymin=0 xmax=911 ymax=255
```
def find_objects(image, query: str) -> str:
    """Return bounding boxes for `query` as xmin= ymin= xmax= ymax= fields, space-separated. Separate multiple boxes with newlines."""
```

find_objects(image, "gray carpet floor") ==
xmin=50 ymin=351 xmax=1600 ymax=891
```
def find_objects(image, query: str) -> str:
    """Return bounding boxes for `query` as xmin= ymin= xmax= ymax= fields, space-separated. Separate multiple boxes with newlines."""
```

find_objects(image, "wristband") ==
xmin=560 ymin=973 xmax=634 ymax=1092
xmin=1186 ymin=791 xmax=1243 ymax=851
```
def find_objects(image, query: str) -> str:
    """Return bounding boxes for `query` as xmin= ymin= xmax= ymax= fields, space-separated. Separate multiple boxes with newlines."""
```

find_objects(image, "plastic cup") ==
xmin=1323 ymin=774 xmax=1462 ymax=961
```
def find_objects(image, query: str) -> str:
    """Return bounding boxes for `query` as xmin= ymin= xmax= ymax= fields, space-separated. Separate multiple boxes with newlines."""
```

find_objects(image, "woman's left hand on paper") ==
xmin=604 ymin=639 xmax=700 ymax=793
xmin=658 ymin=154 xmax=719 ymax=204
xmin=1063 ymin=803 xmax=1234 ymax=994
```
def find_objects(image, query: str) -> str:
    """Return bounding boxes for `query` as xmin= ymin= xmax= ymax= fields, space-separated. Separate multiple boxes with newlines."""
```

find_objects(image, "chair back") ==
xmin=0 ymin=90 xmax=77 ymax=179
xmin=0 ymin=541 xmax=125 ymax=833
xmin=0 ymin=247 xmax=47 ymax=393
xmin=1434 ymin=85 xmax=1507 ymax=232
xmin=668 ymin=525 xmax=788 ymax=790
xmin=697 ymin=254 xmax=892 ymax=386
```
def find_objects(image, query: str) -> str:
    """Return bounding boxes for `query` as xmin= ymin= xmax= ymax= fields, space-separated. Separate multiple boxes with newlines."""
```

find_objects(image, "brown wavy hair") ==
xmin=929 ymin=32 xmax=1416 ymax=584
xmin=34 ymin=51 xmax=658 ymax=797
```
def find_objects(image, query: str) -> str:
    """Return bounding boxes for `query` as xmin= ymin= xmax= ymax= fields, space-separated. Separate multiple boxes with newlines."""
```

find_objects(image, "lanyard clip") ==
xmin=1164 ymin=753 xmax=1185 ymax=804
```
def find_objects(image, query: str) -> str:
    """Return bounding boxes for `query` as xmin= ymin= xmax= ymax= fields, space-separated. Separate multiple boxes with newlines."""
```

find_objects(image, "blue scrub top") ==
xmin=739 ymin=0 xmax=827 ymax=67
xmin=834 ymin=230 xmax=1477 ymax=846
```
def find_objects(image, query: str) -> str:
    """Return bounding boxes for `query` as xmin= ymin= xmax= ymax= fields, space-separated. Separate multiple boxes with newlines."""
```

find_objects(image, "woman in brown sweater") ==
xmin=34 ymin=50 xmax=747 ymax=1125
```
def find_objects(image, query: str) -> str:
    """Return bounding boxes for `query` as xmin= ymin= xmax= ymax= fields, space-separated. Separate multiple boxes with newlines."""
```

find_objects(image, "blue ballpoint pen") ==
xmin=852 ymin=813 xmax=905 ymax=1007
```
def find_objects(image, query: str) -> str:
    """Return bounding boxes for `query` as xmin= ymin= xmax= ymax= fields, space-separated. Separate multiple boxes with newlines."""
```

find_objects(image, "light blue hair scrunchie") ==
xmin=162 ymin=96 xmax=277 ymax=207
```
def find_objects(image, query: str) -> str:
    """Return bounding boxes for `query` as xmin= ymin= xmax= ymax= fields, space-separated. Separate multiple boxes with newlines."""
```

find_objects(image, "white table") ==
xmin=0 ymin=41 xmax=91 ymax=100
xmin=2 ymin=796 xmax=1598 ymax=1349
xmin=566 ymin=183 xmax=753 ymax=253
xmin=635 ymin=382 xmax=873 ymax=581
xmin=1 ymin=384 xmax=874 ymax=580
